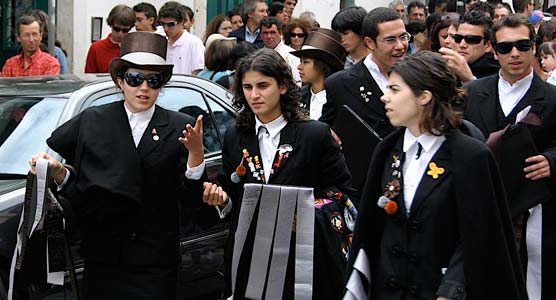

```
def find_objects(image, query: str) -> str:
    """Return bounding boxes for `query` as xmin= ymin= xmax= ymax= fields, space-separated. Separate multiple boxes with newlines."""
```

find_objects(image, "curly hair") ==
xmin=284 ymin=18 xmax=311 ymax=46
xmin=388 ymin=51 xmax=464 ymax=135
xmin=232 ymin=48 xmax=308 ymax=133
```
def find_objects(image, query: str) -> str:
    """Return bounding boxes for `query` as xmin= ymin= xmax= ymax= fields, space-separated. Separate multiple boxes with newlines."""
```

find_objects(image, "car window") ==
xmin=89 ymin=87 xmax=226 ymax=153
xmin=0 ymin=98 xmax=65 ymax=175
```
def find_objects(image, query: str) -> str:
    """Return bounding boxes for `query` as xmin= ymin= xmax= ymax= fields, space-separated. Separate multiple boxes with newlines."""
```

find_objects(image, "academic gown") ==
xmin=218 ymin=119 xmax=358 ymax=300
xmin=348 ymin=129 xmax=527 ymax=300
xmin=46 ymin=100 xmax=214 ymax=300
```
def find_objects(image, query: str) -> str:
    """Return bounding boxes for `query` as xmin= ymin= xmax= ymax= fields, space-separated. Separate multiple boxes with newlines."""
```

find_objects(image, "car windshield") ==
xmin=0 ymin=97 xmax=65 ymax=176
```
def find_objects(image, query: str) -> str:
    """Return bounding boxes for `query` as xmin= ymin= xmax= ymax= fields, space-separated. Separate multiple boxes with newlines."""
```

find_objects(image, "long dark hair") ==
xmin=388 ymin=51 xmax=464 ymax=135
xmin=232 ymin=48 xmax=308 ymax=133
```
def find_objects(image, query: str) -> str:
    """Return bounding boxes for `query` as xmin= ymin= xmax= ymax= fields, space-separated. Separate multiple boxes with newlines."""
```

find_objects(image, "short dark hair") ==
xmin=107 ymin=4 xmax=135 ymax=27
xmin=184 ymin=5 xmax=194 ymax=21
xmin=406 ymin=20 xmax=427 ymax=35
xmin=269 ymin=2 xmax=285 ymax=17
xmin=491 ymin=15 xmax=535 ymax=45
xmin=260 ymin=16 xmax=283 ymax=33
xmin=227 ymin=4 xmax=245 ymax=23
xmin=547 ymin=5 xmax=556 ymax=17
xmin=233 ymin=49 xmax=308 ymax=132
xmin=16 ymin=15 xmax=40 ymax=36
xmin=460 ymin=9 xmax=493 ymax=42
xmin=133 ymin=2 xmax=158 ymax=30
xmin=312 ymin=57 xmax=334 ymax=78
xmin=331 ymin=6 xmax=367 ymax=37
xmin=158 ymin=1 xmax=188 ymax=23
xmin=362 ymin=7 xmax=401 ymax=41
xmin=512 ymin=0 xmax=529 ymax=14
xmin=407 ymin=1 xmax=426 ymax=14
xmin=205 ymin=39 xmax=235 ymax=71
xmin=388 ymin=51 xmax=464 ymax=135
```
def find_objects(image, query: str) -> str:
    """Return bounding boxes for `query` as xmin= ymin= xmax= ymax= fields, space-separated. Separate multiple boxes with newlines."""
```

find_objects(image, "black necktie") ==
xmin=415 ymin=142 xmax=423 ymax=160
xmin=258 ymin=126 xmax=269 ymax=138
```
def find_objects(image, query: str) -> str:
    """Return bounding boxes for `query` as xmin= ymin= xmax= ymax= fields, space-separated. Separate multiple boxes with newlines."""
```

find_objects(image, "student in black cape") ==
xmin=345 ymin=51 xmax=526 ymax=300
xmin=29 ymin=32 xmax=226 ymax=300
xmin=203 ymin=48 xmax=357 ymax=299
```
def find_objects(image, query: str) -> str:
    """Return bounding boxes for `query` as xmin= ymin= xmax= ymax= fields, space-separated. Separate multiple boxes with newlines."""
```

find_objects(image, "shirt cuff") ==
xmin=56 ymin=168 xmax=70 ymax=191
xmin=215 ymin=198 xmax=233 ymax=219
xmin=185 ymin=160 xmax=205 ymax=180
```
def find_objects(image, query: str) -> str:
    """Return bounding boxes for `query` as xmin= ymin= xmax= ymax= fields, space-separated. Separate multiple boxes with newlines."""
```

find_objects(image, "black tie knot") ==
xmin=415 ymin=142 xmax=423 ymax=160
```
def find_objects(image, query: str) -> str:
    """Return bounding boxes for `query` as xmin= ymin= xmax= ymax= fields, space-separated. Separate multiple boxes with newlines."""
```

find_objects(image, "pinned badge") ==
xmin=231 ymin=157 xmax=246 ymax=183
xmin=330 ymin=212 xmax=345 ymax=233
xmin=152 ymin=128 xmax=159 ymax=141
xmin=427 ymin=162 xmax=445 ymax=179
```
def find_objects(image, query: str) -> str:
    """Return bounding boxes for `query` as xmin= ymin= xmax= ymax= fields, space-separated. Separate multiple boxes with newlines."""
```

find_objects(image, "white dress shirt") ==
xmin=498 ymin=69 xmax=534 ymax=116
xmin=255 ymin=115 xmax=288 ymax=182
xmin=526 ymin=203 xmax=542 ymax=300
xmin=402 ymin=128 xmax=446 ymax=216
xmin=309 ymin=89 xmax=327 ymax=120
xmin=167 ymin=30 xmax=205 ymax=75
xmin=363 ymin=54 xmax=388 ymax=94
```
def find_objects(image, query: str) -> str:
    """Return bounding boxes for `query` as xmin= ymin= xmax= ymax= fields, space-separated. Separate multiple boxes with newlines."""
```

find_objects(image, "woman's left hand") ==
xmin=179 ymin=115 xmax=204 ymax=167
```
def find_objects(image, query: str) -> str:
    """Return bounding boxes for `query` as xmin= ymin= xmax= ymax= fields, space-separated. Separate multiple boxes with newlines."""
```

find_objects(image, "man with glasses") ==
xmin=229 ymin=0 xmax=268 ymax=48
xmin=322 ymin=7 xmax=404 ymax=142
xmin=455 ymin=10 xmax=500 ymax=79
xmin=465 ymin=15 xmax=556 ymax=300
xmin=85 ymin=4 xmax=135 ymax=73
xmin=158 ymin=1 xmax=205 ymax=75
xmin=1 ymin=15 xmax=59 ymax=77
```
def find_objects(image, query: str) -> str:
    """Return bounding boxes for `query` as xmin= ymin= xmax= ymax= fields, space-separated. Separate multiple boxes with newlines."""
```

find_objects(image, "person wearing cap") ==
xmin=197 ymin=34 xmax=236 ymax=81
xmin=202 ymin=48 xmax=358 ymax=299
xmin=29 ymin=32 xmax=227 ymax=299
xmin=291 ymin=28 xmax=346 ymax=120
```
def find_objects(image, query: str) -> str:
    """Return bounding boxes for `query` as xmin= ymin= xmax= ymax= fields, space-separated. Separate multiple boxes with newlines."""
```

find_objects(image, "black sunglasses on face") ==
xmin=494 ymin=39 xmax=533 ymax=54
xmin=124 ymin=71 xmax=164 ymax=89
xmin=289 ymin=33 xmax=306 ymax=38
xmin=159 ymin=21 xmax=177 ymax=27
xmin=453 ymin=34 xmax=485 ymax=44
xmin=112 ymin=25 xmax=131 ymax=33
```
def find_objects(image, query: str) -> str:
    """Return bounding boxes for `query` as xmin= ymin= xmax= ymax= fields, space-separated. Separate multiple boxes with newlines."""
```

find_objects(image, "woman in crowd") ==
xmin=198 ymin=34 xmax=236 ymax=81
xmin=345 ymin=51 xmax=526 ymax=300
xmin=203 ymin=14 xmax=233 ymax=43
xmin=215 ymin=41 xmax=258 ymax=89
xmin=284 ymin=18 xmax=311 ymax=51
xmin=29 ymin=32 xmax=223 ymax=300
xmin=204 ymin=48 xmax=357 ymax=299
xmin=226 ymin=5 xmax=244 ymax=31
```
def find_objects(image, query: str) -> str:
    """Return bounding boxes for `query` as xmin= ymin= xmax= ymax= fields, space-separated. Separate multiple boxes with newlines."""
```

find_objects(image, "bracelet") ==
xmin=53 ymin=162 xmax=65 ymax=176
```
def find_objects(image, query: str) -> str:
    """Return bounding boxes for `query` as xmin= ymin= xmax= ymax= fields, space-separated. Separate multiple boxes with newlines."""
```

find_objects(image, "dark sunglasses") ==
xmin=124 ymin=71 xmax=164 ymax=89
xmin=452 ymin=34 xmax=485 ymax=44
xmin=112 ymin=25 xmax=131 ymax=33
xmin=494 ymin=39 xmax=533 ymax=54
xmin=159 ymin=21 xmax=177 ymax=27
xmin=289 ymin=33 xmax=306 ymax=38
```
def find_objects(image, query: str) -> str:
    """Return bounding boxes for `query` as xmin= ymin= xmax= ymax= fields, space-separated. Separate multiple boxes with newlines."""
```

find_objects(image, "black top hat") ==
xmin=290 ymin=28 xmax=346 ymax=72
xmin=109 ymin=32 xmax=174 ymax=86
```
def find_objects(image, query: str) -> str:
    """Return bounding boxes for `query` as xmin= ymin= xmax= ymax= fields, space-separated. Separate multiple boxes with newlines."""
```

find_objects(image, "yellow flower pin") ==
xmin=427 ymin=162 xmax=445 ymax=179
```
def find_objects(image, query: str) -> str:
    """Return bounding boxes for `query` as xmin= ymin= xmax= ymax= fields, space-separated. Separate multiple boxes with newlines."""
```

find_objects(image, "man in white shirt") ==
xmin=260 ymin=17 xmax=301 ymax=84
xmin=158 ymin=1 xmax=204 ymax=75
xmin=464 ymin=15 xmax=556 ymax=300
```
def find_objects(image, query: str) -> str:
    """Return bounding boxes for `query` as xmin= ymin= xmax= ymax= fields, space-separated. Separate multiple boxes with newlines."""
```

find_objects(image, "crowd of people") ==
xmin=5 ymin=0 xmax=556 ymax=299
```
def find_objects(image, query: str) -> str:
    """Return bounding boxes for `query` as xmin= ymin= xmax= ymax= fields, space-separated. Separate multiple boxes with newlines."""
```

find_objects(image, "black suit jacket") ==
xmin=349 ymin=129 xmax=527 ymax=300
xmin=320 ymin=60 xmax=394 ymax=138
xmin=229 ymin=26 xmax=264 ymax=48
xmin=47 ymin=101 xmax=212 ymax=266
xmin=465 ymin=74 xmax=556 ymax=300
xmin=219 ymin=120 xmax=357 ymax=299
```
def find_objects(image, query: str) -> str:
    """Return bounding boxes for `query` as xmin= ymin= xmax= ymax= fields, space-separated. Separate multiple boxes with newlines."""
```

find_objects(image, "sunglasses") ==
xmin=159 ymin=21 xmax=177 ymax=27
xmin=289 ymin=33 xmax=306 ymax=38
xmin=452 ymin=34 xmax=485 ymax=44
xmin=112 ymin=25 xmax=131 ymax=33
xmin=124 ymin=71 xmax=164 ymax=89
xmin=494 ymin=39 xmax=533 ymax=54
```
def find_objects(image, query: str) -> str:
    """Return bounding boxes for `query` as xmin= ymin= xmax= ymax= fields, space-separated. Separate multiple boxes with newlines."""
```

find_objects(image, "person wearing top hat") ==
xmin=291 ymin=28 xmax=346 ymax=120
xmin=29 ymin=32 xmax=227 ymax=300
xmin=202 ymin=48 xmax=358 ymax=299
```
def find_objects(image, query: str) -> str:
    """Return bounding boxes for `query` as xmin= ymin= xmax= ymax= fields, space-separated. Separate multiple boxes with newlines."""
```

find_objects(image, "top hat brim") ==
xmin=290 ymin=48 xmax=345 ymax=72
xmin=109 ymin=58 xmax=174 ymax=88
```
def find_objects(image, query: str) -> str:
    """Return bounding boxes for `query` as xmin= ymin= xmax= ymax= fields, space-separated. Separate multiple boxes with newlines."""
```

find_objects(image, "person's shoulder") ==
xmin=447 ymin=130 xmax=491 ymax=159
xmin=294 ymin=119 xmax=330 ymax=134
xmin=229 ymin=26 xmax=245 ymax=38
xmin=325 ymin=67 xmax=350 ymax=84
xmin=464 ymin=74 xmax=497 ymax=91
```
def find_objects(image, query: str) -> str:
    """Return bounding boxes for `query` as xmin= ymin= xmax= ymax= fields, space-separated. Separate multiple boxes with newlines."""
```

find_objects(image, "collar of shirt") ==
xmin=170 ymin=30 xmax=190 ymax=47
xmin=498 ymin=69 xmax=534 ymax=116
xmin=402 ymin=128 xmax=445 ymax=154
xmin=310 ymin=89 xmax=327 ymax=120
xmin=498 ymin=68 xmax=533 ymax=88
xmin=17 ymin=48 xmax=44 ymax=67
xmin=106 ymin=34 xmax=121 ymax=48
xmin=255 ymin=114 xmax=287 ymax=140
xmin=124 ymin=103 xmax=156 ymax=126
xmin=363 ymin=54 xmax=388 ymax=94
xmin=246 ymin=26 xmax=260 ymax=36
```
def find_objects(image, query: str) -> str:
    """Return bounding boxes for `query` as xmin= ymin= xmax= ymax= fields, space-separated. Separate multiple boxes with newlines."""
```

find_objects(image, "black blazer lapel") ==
xmin=346 ymin=62 xmax=385 ymax=115
xmin=112 ymin=101 xmax=138 ymax=150
xmin=268 ymin=122 xmax=297 ymax=182
xmin=408 ymin=142 xmax=451 ymax=215
xmin=473 ymin=76 xmax=501 ymax=135
xmin=506 ymin=74 xmax=547 ymax=121
xmin=137 ymin=106 xmax=171 ymax=157
xmin=239 ymin=131 xmax=266 ymax=183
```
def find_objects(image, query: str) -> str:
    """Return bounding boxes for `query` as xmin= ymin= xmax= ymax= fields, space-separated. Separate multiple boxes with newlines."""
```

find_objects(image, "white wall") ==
xmin=64 ymin=0 xmax=203 ymax=73
xmin=292 ymin=0 xmax=340 ymax=28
